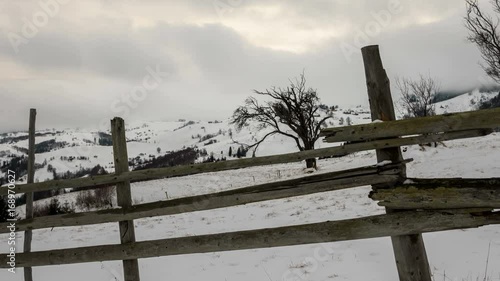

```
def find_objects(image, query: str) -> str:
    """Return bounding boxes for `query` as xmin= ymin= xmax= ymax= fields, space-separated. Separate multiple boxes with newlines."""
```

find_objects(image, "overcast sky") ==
xmin=0 ymin=0 xmax=497 ymax=132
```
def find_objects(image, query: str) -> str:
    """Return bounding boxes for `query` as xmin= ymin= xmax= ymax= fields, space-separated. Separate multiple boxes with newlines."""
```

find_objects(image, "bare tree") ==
xmin=396 ymin=75 xmax=438 ymax=118
xmin=465 ymin=0 xmax=500 ymax=82
xmin=231 ymin=74 xmax=332 ymax=169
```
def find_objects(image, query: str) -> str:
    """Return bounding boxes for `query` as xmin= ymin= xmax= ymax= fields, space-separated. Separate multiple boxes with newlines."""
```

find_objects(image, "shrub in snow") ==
xmin=75 ymin=186 xmax=115 ymax=211
xmin=33 ymin=198 xmax=75 ymax=217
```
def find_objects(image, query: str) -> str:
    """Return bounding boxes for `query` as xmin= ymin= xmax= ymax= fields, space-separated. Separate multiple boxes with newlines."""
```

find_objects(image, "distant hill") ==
xmin=2 ymin=90 xmax=498 ymax=185
xmin=434 ymin=91 xmax=498 ymax=114
xmin=0 ymin=105 xmax=374 ymax=184
xmin=433 ymin=91 xmax=466 ymax=103
xmin=434 ymin=85 xmax=500 ymax=103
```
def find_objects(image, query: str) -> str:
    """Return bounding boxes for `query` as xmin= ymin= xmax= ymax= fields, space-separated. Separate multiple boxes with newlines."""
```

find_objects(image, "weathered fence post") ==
xmin=24 ymin=108 xmax=36 ymax=281
xmin=111 ymin=117 xmax=141 ymax=281
xmin=361 ymin=45 xmax=432 ymax=281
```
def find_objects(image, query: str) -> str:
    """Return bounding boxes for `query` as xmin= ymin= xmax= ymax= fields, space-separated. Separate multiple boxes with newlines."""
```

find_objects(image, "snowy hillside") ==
xmin=0 ymin=105 xmax=373 ymax=183
xmin=434 ymin=90 xmax=498 ymax=114
xmin=1 ymin=93 xmax=499 ymax=281
xmin=2 ymin=90 xmax=496 ymax=185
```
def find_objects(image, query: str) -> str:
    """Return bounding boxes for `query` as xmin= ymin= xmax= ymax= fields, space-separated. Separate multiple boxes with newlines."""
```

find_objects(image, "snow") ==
xmin=1 ymin=132 xmax=499 ymax=281
xmin=375 ymin=160 xmax=392 ymax=167
xmin=434 ymin=90 xmax=498 ymax=115
xmin=403 ymin=179 xmax=416 ymax=184
xmin=0 ymin=94 xmax=499 ymax=280
xmin=303 ymin=168 xmax=316 ymax=174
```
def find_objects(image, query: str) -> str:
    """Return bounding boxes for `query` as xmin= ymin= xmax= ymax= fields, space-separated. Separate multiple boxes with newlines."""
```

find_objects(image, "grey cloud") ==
xmin=0 ymin=29 xmax=178 ymax=81
xmin=0 ymin=0 xmax=497 ymax=132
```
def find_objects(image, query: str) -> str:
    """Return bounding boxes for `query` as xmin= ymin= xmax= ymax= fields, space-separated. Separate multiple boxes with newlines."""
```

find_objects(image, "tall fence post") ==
xmin=23 ymin=108 xmax=36 ymax=281
xmin=111 ymin=117 xmax=141 ymax=281
xmin=361 ymin=45 xmax=432 ymax=281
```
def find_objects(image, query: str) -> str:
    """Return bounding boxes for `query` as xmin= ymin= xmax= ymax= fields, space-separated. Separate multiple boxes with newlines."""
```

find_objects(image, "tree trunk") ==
xmin=305 ymin=158 xmax=316 ymax=169
xmin=304 ymin=142 xmax=317 ymax=169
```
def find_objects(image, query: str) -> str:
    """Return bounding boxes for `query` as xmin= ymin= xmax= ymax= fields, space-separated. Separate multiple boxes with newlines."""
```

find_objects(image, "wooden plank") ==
xmin=362 ymin=45 xmax=431 ymax=281
xmin=111 ymin=117 xmax=140 ymax=281
xmin=0 ymin=128 xmax=488 ymax=196
xmin=370 ymin=178 xmax=500 ymax=209
xmin=0 ymin=162 xmax=406 ymax=233
xmin=321 ymin=107 xmax=500 ymax=143
xmin=24 ymin=108 xmax=36 ymax=281
xmin=2 ymin=210 xmax=499 ymax=268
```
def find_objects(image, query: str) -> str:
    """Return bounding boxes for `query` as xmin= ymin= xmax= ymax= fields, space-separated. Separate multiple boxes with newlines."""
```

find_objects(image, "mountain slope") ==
xmin=0 ymin=105 xmax=374 ymax=183
xmin=0 ymin=93 xmax=499 ymax=280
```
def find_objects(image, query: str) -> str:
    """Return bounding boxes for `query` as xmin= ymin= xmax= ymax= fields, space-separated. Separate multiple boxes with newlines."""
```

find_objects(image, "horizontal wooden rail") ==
xmin=0 ymin=161 xmax=407 ymax=233
xmin=320 ymin=108 xmax=500 ymax=142
xmin=0 ymin=129 xmax=488 ymax=196
xmin=2 ymin=210 xmax=499 ymax=268
xmin=370 ymin=178 xmax=500 ymax=209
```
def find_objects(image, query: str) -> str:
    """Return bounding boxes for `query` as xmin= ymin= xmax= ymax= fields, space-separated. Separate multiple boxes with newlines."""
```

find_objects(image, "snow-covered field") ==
xmin=1 ymin=131 xmax=500 ymax=281
xmin=1 ymin=92 xmax=499 ymax=281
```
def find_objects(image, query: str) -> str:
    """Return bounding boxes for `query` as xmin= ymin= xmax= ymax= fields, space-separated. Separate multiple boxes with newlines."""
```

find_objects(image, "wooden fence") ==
xmin=1 ymin=45 xmax=499 ymax=281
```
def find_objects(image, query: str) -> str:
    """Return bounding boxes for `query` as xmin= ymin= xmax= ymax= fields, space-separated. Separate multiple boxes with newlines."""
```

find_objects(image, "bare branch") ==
xmin=230 ymin=73 xmax=331 ymax=168
xmin=396 ymin=75 xmax=439 ymax=119
xmin=465 ymin=0 xmax=500 ymax=82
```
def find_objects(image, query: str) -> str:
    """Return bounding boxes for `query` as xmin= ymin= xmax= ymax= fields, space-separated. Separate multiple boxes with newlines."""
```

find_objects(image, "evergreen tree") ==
xmin=228 ymin=146 xmax=233 ymax=157
xmin=479 ymin=93 xmax=500 ymax=109
xmin=240 ymin=145 xmax=247 ymax=157
xmin=0 ymin=196 xmax=14 ymax=222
